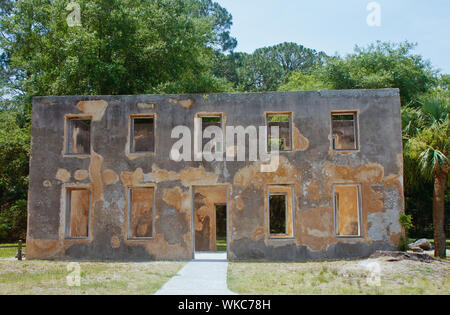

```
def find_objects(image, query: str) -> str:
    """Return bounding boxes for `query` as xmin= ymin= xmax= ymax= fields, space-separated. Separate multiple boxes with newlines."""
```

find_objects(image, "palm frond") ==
xmin=418 ymin=94 xmax=449 ymax=124
xmin=418 ymin=147 xmax=448 ymax=181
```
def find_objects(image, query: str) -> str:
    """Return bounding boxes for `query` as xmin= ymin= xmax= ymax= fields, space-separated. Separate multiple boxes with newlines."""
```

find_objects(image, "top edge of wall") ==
xmin=32 ymin=88 xmax=400 ymax=104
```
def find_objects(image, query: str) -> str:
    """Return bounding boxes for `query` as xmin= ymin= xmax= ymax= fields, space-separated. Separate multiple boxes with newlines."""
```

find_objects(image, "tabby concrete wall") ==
xmin=27 ymin=89 xmax=404 ymax=261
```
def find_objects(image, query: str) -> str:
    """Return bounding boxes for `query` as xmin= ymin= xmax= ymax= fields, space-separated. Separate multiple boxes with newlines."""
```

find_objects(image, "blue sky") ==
xmin=216 ymin=0 xmax=450 ymax=74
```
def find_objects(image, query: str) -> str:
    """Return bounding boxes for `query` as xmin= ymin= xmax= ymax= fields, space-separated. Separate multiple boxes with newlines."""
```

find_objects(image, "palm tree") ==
xmin=403 ymin=94 xmax=449 ymax=258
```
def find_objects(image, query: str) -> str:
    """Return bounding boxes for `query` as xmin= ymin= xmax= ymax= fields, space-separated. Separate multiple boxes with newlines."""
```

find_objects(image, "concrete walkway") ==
xmin=155 ymin=252 xmax=237 ymax=295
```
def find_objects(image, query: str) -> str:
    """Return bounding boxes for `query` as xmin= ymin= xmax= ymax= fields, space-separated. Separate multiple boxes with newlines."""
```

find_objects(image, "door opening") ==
xmin=193 ymin=186 xmax=228 ymax=254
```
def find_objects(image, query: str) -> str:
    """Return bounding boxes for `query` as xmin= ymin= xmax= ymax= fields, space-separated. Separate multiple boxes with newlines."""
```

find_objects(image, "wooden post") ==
xmin=17 ymin=240 xmax=23 ymax=261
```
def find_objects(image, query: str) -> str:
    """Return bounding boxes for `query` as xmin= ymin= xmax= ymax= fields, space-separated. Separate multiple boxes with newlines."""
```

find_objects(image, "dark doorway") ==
xmin=215 ymin=204 xmax=227 ymax=252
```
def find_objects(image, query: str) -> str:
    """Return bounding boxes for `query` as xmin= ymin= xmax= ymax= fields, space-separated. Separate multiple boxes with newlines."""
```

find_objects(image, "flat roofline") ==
xmin=32 ymin=88 xmax=400 ymax=103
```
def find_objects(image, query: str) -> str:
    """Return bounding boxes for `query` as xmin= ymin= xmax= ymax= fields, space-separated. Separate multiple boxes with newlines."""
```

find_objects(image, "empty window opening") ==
xmin=334 ymin=185 xmax=361 ymax=237
xmin=201 ymin=115 xmax=223 ymax=153
xmin=132 ymin=117 xmax=155 ymax=153
xmin=67 ymin=118 xmax=91 ymax=155
xmin=66 ymin=188 xmax=90 ymax=239
xmin=332 ymin=113 xmax=358 ymax=150
xmin=128 ymin=187 xmax=154 ymax=239
xmin=215 ymin=204 xmax=227 ymax=252
xmin=268 ymin=186 xmax=294 ymax=238
xmin=267 ymin=114 xmax=292 ymax=151
xmin=269 ymin=194 xmax=287 ymax=234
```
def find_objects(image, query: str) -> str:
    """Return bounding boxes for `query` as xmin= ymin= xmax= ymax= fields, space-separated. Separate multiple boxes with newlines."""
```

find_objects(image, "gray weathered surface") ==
xmin=27 ymin=89 xmax=404 ymax=261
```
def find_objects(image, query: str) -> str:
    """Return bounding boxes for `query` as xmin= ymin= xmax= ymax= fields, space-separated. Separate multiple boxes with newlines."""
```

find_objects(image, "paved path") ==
xmin=155 ymin=252 xmax=237 ymax=295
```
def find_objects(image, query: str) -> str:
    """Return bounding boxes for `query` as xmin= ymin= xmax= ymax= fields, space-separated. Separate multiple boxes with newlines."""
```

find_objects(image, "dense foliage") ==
xmin=0 ymin=0 xmax=448 ymax=244
xmin=213 ymin=42 xmax=327 ymax=92
xmin=402 ymin=93 xmax=449 ymax=257
xmin=0 ymin=110 xmax=29 ymax=241
xmin=281 ymin=41 xmax=437 ymax=105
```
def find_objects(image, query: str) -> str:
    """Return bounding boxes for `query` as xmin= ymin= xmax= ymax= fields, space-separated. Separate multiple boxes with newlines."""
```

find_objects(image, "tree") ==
xmin=213 ymin=42 xmax=327 ymax=92
xmin=189 ymin=0 xmax=237 ymax=52
xmin=403 ymin=94 xmax=449 ymax=258
xmin=281 ymin=41 xmax=438 ymax=106
xmin=318 ymin=42 xmax=437 ymax=105
xmin=254 ymin=42 xmax=327 ymax=75
xmin=236 ymin=52 xmax=284 ymax=92
xmin=0 ymin=0 xmax=235 ymax=98
xmin=437 ymin=74 xmax=449 ymax=97
xmin=212 ymin=51 xmax=244 ymax=89
xmin=278 ymin=72 xmax=331 ymax=91
xmin=0 ymin=110 xmax=29 ymax=242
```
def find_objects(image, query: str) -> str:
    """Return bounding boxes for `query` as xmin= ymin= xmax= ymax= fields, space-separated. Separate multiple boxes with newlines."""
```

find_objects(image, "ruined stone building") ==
xmin=27 ymin=89 xmax=405 ymax=261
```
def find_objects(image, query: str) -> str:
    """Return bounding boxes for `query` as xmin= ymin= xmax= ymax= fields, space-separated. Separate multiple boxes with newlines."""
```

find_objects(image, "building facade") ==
xmin=27 ymin=89 xmax=405 ymax=261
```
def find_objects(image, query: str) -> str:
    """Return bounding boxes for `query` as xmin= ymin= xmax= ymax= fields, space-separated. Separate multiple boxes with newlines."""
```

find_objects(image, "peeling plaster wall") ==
xmin=27 ymin=89 xmax=404 ymax=261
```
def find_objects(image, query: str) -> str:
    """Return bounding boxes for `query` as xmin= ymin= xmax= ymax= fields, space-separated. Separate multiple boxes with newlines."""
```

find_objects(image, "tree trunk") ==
xmin=433 ymin=171 xmax=448 ymax=258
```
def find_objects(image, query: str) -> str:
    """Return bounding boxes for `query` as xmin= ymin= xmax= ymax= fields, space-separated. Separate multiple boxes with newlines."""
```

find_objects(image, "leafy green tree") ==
xmin=281 ymin=41 xmax=437 ymax=106
xmin=0 ymin=110 xmax=30 ymax=242
xmin=236 ymin=52 xmax=284 ymax=92
xmin=213 ymin=42 xmax=327 ymax=92
xmin=317 ymin=41 xmax=437 ymax=105
xmin=212 ymin=51 xmax=244 ymax=89
xmin=254 ymin=42 xmax=327 ymax=75
xmin=190 ymin=0 xmax=237 ymax=52
xmin=0 ymin=0 xmax=235 ymax=98
xmin=278 ymin=72 xmax=331 ymax=91
xmin=403 ymin=94 xmax=449 ymax=258
xmin=437 ymin=74 xmax=449 ymax=97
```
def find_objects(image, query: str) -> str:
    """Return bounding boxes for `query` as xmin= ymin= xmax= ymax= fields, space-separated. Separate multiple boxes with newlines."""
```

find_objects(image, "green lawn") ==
xmin=0 ymin=243 xmax=25 ymax=259
xmin=0 ymin=260 xmax=185 ymax=295
xmin=216 ymin=237 xmax=227 ymax=252
xmin=0 ymin=242 xmax=185 ymax=295
xmin=228 ymin=259 xmax=450 ymax=295
xmin=2 ymin=241 xmax=449 ymax=295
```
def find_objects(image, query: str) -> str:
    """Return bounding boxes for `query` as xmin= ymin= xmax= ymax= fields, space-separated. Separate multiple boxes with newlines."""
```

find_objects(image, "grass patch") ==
xmin=0 ymin=243 xmax=26 ymax=259
xmin=228 ymin=259 xmax=450 ymax=295
xmin=216 ymin=237 xmax=227 ymax=252
xmin=0 ymin=260 xmax=185 ymax=295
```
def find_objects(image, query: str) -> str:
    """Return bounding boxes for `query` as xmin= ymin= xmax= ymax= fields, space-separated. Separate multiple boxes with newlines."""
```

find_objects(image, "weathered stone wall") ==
xmin=27 ymin=89 xmax=404 ymax=261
